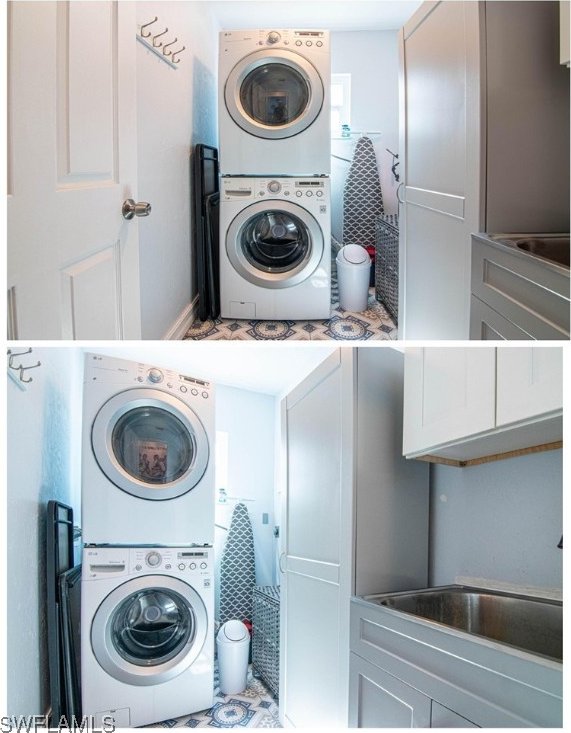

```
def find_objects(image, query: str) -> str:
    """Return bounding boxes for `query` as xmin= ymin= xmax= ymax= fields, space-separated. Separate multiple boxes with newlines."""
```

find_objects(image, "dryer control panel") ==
xmin=220 ymin=29 xmax=328 ymax=51
xmin=85 ymin=353 xmax=213 ymax=401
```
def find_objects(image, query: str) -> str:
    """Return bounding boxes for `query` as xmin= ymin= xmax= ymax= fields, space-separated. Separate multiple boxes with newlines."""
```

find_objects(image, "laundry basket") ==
xmin=375 ymin=214 xmax=399 ymax=323
xmin=252 ymin=585 xmax=280 ymax=698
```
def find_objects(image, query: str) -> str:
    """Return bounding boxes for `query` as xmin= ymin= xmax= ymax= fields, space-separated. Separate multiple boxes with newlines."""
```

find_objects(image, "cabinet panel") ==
xmin=349 ymin=653 xmax=431 ymax=728
xmin=403 ymin=348 xmax=495 ymax=456
xmin=431 ymin=701 xmax=479 ymax=728
xmin=496 ymin=348 xmax=563 ymax=427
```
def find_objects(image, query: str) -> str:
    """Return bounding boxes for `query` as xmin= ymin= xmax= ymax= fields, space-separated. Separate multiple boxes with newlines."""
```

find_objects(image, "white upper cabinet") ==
xmin=403 ymin=348 xmax=496 ymax=457
xmin=496 ymin=348 xmax=563 ymax=427
xmin=404 ymin=347 xmax=563 ymax=462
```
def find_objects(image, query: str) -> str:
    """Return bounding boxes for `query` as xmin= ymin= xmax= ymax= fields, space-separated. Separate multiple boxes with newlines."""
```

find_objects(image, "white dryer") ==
xmin=220 ymin=176 xmax=331 ymax=320
xmin=219 ymin=29 xmax=330 ymax=176
xmin=81 ymin=546 xmax=214 ymax=728
xmin=82 ymin=353 xmax=214 ymax=546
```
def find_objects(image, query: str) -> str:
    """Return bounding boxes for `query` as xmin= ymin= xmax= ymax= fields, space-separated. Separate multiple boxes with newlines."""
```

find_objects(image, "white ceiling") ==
xmin=85 ymin=344 xmax=336 ymax=395
xmin=208 ymin=1 xmax=422 ymax=32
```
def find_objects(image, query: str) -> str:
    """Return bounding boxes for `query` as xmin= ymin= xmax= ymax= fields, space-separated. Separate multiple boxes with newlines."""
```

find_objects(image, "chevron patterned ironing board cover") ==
xmin=342 ymin=136 xmax=384 ymax=247
xmin=219 ymin=502 xmax=256 ymax=624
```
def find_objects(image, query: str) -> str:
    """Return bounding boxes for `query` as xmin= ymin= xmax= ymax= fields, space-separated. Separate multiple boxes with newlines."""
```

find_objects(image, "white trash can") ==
xmin=336 ymin=244 xmax=371 ymax=312
xmin=216 ymin=620 xmax=250 ymax=695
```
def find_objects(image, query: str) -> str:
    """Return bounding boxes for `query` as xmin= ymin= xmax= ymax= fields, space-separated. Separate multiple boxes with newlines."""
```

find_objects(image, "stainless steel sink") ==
xmin=490 ymin=233 xmax=570 ymax=268
xmin=363 ymin=585 xmax=562 ymax=661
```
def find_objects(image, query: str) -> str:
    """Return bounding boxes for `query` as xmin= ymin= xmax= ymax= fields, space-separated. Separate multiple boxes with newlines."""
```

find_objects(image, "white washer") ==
xmin=220 ymin=176 xmax=331 ymax=320
xmin=219 ymin=29 xmax=330 ymax=175
xmin=81 ymin=546 xmax=214 ymax=728
xmin=82 ymin=353 xmax=214 ymax=546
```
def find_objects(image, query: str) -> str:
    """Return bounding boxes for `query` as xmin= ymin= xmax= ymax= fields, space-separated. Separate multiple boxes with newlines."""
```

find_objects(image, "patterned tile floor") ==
xmin=184 ymin=253 xmax=397 ymax=342
xmin=150 ymin=665 xmax=281 ymax=729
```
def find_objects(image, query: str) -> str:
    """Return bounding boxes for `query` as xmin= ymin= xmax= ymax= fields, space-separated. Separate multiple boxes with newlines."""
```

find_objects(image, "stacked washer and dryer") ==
xmin=219 ymin=29 xmax=332 ymax=320
xmin=80 ymin=353 xmax=216 ymax=727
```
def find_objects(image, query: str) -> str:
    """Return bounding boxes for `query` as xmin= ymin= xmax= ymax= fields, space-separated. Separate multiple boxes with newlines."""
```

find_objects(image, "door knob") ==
xmin=278 ymin=552 xmax=287 ymax=574
xmin=122 ymin=199 xmax=152 ymax=220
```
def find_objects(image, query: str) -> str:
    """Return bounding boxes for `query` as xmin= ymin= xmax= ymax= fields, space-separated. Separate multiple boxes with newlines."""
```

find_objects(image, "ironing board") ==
xmin=219 ymin=502 xmax=256 ymax=624
xmin=342 ymin=136 xmax=384 ymax=246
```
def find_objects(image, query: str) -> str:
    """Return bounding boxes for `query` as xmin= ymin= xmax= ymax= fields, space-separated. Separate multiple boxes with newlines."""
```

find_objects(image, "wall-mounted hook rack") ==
xmin=386 ymin=148 xmax=400 ymax=182
xmin=7 ymin=347 xmax=41 ymax=389
xmin=137 ymin=17 xmax=186 ymax=70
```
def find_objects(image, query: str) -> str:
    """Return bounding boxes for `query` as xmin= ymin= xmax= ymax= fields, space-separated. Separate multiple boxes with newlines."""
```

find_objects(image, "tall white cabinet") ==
xmin=399 ymin=1 xmax=570 ymax=339
xmin=279 ymin=348 xmax=429 ymax=727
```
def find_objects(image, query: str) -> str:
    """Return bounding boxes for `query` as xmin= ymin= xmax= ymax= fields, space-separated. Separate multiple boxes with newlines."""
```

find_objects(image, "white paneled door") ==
xmin=7 ymin=2 xmax=141 ymax=339
xmin=279 ymin=350 xmax=354 ymax=728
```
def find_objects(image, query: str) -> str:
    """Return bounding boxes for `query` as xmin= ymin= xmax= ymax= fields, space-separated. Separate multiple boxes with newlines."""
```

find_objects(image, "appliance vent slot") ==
xmin=89 ymin=564 xmax=126 ymax=573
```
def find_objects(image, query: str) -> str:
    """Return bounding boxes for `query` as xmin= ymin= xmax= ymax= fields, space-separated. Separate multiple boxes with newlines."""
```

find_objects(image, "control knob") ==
xmin=146 ymin=551 xmax=162 ymax=567
xmin=148 ymin=368 xmax=163 ymax=383
xmin=267 ymin=31 xmax=281 ymax=44
xmin=268 ymin=180 xmax=281 ymax=194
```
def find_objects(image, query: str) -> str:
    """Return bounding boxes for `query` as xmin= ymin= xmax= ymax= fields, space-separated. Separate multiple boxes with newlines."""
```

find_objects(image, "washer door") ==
xmin=227 ymin=200 xmax=324 ymax=289
xmin=91 ymin=576 xmax=208 ymax=686
xmin=225 ymin=49 xmax=324 ymax=139
xmin=91 ymin=388 xmax=209 ymax=501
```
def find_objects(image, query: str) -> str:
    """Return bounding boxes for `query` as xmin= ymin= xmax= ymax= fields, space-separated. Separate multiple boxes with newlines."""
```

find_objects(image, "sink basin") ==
xmin=490 ymin=233 xmax=570 ymax=268
xmin=515 ymin=236 xmax=570 ymax=267
xmin=363 ymin=585 xmax=562 ymax=661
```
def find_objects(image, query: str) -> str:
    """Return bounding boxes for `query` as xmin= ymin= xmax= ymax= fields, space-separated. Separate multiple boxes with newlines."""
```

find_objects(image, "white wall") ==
xmin=331 ymin=30 xmax=400 ymax=242
xmin=136 ymin=1 xmax=218 ymax=338
xmin=429 ymin=450 xmax=563 ymax=597
xmin=6 ymin=347 xmax=83 ymax=716
xmin=214 ymin=385 xmax=277 ymax=619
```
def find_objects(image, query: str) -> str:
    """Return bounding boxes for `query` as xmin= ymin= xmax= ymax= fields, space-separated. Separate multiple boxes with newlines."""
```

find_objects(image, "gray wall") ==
xmin=7 ymin=348 xmax=83 ymax=716
xmin=429 ymin=450 xmax=562 ymax=595
xmin=136 ymin=1 xmax=218 ymax=338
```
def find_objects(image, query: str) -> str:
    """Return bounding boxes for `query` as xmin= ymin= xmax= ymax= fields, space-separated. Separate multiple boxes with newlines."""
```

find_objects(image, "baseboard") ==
xmin=163 ymin=296 xmax=198 ymax=340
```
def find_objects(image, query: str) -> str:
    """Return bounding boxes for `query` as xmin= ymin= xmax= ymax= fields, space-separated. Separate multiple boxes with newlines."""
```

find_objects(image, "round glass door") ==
xmin=225 ymin=49 xmax=324 ymax=139
xmin=92 ymin=576 xmax=208 ymax=686
xmin=111 ymin=588 xmax=194 ymax=666
xmin=227 ymin=200 xmax=324 ymax=289
xmin=91 ymin=389 xmax=209 ymax=501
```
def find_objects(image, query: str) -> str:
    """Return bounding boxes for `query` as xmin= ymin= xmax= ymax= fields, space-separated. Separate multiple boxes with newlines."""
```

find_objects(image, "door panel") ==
xmin=7 ymin=1 xmax=141 ymax=339
xmin=399 ymin=1 xmax=482 ymax=339
xmin=280 ymin=350 xmax=353 ymax=728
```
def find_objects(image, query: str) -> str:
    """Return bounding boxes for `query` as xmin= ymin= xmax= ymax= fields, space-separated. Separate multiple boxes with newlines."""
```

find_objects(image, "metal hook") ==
xmin=19 ymin=363 xmax=40 ymax=383
xmin=162 ymin=37 xmax=178 ymax=56
xmin=8 ymin=347 xmax=32 ymax=370
xmin=140 ymin=17 xmax=158 ymax=38
xmin=152 ymin=27 xmax=169 ymax=48
xmin=171 ymin=45 xmax=186 ymax=64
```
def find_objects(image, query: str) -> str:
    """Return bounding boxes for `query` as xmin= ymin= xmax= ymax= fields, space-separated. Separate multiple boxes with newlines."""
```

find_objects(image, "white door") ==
xmin=496 ymin=347 xmax=563 ymax=427
xmin=398 ymin=1 xmax=482 ymax=339
xmin=279 ymin=350 xmax=354 ymax=728
xmin=7 ymin=1 xmax=142 ymax=339
xmin=403 ymin=347 xmax=496 ymax=456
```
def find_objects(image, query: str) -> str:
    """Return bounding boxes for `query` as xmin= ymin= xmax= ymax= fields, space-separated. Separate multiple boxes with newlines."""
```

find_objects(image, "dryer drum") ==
xmin=242 ymin=211 xmax=311 ymax=273
xmin=239 ymin=63 xmax=310 ymax=127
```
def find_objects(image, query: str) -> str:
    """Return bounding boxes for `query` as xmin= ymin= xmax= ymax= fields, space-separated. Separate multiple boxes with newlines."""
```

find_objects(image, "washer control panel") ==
xmin=84 ymin=547 xmax=212 ymax=580
xmin=222 ymin=178 xmax=329 ymax=209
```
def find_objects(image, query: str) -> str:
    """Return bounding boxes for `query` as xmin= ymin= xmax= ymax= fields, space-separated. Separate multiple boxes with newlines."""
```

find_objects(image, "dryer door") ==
xmin=91 ymin=575 xmax=208 ymax=686
xmin=225 ymin=49 xmax=324 ymax=139
xmin=226 ymin=200 xmax=324 ymax=289
xmin=91 ymin=388 xmax=209 ymax=500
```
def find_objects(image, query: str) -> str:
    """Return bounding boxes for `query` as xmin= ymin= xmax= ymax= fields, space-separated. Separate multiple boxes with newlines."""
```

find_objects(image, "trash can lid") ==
xmin=337 ymin=244 xmax=370 ymax=265
xmin=217 ymin=620 xmax=249 ymax=643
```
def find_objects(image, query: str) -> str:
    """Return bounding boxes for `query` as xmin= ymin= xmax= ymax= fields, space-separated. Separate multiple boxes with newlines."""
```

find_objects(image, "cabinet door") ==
xmin=280 ymin=350 xmax=354 ymax=728
xmin=349 ymin=653 xmax=431 ymax=728
xmin=398 ymin=1 xmax=482 ymax=339
xmin=403 ymin=348 xmax=496 ymax=456
xmin=431 ymin=701 xmax=479 ymax=728
xmin=496 ymin=348 xmax=563 ymax=427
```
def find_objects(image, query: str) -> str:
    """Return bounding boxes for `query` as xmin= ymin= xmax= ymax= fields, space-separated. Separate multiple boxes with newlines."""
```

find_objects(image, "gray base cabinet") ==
xmin=349 ymin=599 xmax=562 ymax=728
